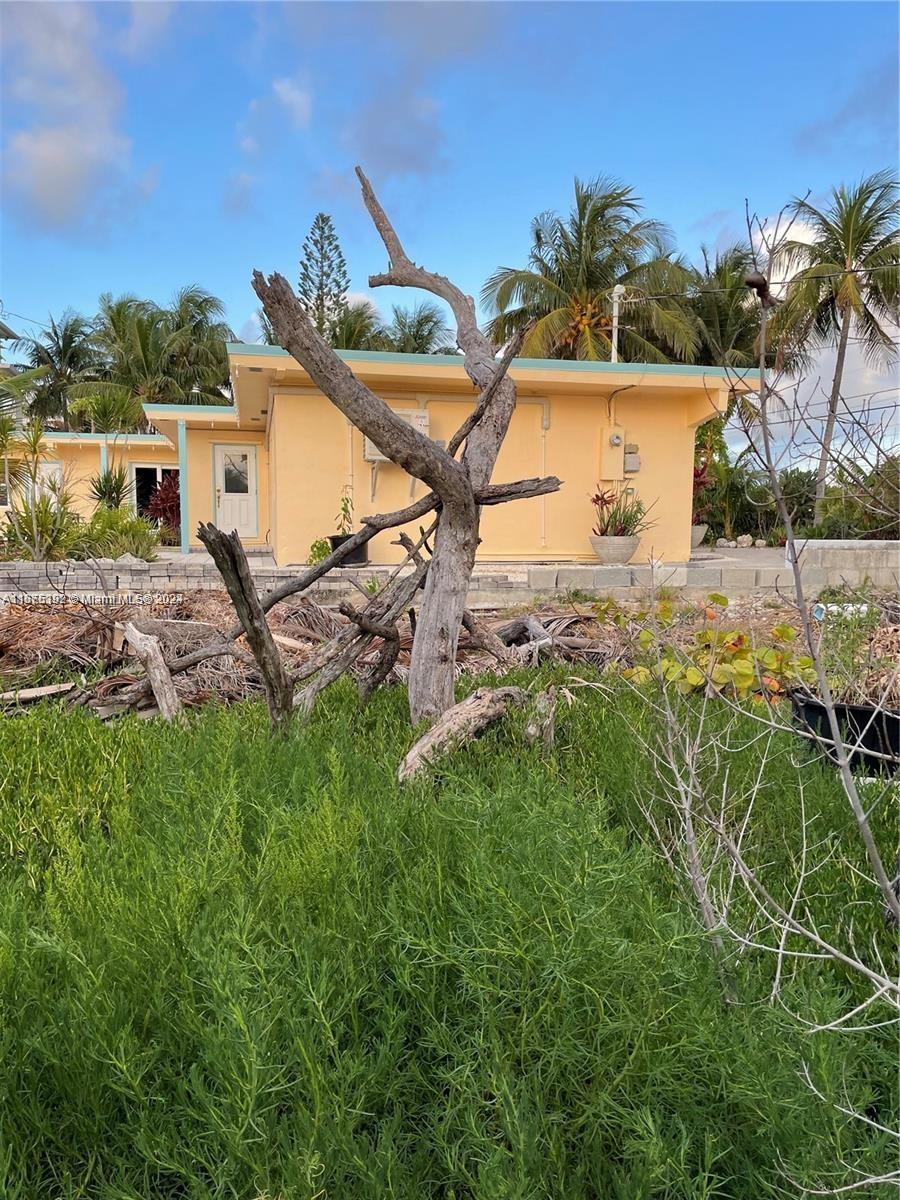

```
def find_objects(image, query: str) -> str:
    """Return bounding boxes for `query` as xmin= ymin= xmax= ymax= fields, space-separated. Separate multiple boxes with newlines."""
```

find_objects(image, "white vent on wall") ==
xmin=363 ymin=409 xmax=430 ymax=462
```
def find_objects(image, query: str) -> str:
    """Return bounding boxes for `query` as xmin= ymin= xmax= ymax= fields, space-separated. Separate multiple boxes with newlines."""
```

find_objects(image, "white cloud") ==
xmin=272 ymin=78 xmax=312 ymax=129
xmin=235 ymin=78 xmax=311 ymax=159
xmin=238 ymin=314 xmax=263 ymax=343
xmin=9 ymin=124 xmax=131 ymax=227
xmin=1 ymin=1 xmax=155 ymax=231
xmin=118 ymin=1 xmax=174 ymax=58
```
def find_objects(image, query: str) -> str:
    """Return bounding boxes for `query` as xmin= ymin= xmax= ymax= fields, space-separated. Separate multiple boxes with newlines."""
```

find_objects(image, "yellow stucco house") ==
xmin=31 ymin=344 xmax=755 ymax=566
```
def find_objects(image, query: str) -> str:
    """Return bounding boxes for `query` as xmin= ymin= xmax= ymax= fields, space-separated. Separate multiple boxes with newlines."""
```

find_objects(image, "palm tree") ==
xmin=3 ymin=312 xmax=98 ymax=429
xmin=482 ymin=177 xmax=697 ymax=362
xmin=689 ymin=245 xmax=760 ymax=369
xmin=257 ymin=308 xmax=279 ymax=346
xmin=775 ymin=170 xmax=900 ymax=521
xmin=685 ymin=244 xmax=765 ymax=436
xmin=330 ymin=299 xmax=385 ymax=350
xmin=77 ymin=289 xmax=235 ymax=416
xmin=164 ymin=286 xmax=233 ymax=394
xmin=380 ymin=302 xmax=455 ymax=354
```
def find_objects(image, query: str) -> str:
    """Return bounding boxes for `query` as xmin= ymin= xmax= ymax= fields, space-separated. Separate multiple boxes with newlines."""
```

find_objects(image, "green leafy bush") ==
xmin=307 ymin=536 xmax=331 ymax=564
xmin=83 ymin=507 xmax=160 ymax=559
xmin=650 ymin=624 xmax=817 ymax=701
xmin=1 ymin=488 xmax=84 ymax=561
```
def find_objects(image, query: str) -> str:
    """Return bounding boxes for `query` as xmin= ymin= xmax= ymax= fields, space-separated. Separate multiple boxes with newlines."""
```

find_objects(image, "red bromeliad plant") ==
xmin=590 ymin=486 xmax=654 ymax=537
xmin=146 ymin=473 xmax=181 ymax=539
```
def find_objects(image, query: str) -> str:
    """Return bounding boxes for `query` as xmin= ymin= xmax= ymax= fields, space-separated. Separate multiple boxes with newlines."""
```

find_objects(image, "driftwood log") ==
xmin=461 ymin=610 xmax=518 ymax=668
xmin=398 ymin=686 xmax=528 ymax=782
xmin=523 ymin=685 xmax=558 ymax=752
xmin=122 ymin=622 xmax=181 ymax=721
xmin=0 ymin=682 xmax=77 ymax=706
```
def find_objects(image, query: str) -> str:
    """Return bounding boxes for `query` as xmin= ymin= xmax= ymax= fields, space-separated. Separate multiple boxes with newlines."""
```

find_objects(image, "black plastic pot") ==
xmin=791 ymin=692 xmax=899 ymax=775
xmin=328 ymin=534 xmax=368 ymax=566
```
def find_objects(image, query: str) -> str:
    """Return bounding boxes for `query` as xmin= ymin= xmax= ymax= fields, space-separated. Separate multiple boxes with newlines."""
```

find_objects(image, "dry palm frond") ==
xmin=0 ymin=602 xmax=136 ymax=668
xmin=277 ymin=597 xmax=347 ymax=642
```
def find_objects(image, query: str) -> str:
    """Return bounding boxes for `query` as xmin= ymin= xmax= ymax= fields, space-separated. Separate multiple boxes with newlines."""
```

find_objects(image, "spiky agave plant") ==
xmin=89 ymin=464 xmax=134 ymax=510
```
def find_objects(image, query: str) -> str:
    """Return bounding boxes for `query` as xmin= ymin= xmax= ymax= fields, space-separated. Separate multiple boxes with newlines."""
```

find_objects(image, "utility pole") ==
xmin=610 ymin=284 xmax=625 ymax=363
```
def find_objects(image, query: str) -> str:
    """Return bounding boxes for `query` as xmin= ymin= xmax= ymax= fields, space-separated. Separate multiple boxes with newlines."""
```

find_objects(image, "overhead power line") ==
xmin=744 ymin=400 xmax=899 ymax=428
xmin=621 ymin=263 xmax=897 ymax=303
xmin=0 ymin=306 xmax=51 ymax=332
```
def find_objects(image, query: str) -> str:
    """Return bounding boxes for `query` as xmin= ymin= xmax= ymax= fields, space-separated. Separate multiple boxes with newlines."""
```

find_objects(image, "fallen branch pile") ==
xmin=0 ymin=585 xmax=633 ymax=721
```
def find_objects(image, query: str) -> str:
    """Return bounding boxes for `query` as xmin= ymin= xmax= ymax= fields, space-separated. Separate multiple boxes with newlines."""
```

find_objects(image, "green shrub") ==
xmin=84 ymin=507 xmax=160 ymax=560
xmin=1 ymin=489 xmax=84 ymax=561
xmin=307 ymin=536 xmax=331 ymax=564
xmin=1 ymin=504 xmax=160 ymax=562
xmin=0 ymin=686 xmax=894 ymax=1198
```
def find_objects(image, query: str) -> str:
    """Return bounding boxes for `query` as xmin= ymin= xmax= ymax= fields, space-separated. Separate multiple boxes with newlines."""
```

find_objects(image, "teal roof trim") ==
xmin=142 ymin=403 xmax=236 ymax=416
xmin=226 ymin=342 xmax=759 ymax=381
xmin=42 ymin=432 xmax=170 ymax=444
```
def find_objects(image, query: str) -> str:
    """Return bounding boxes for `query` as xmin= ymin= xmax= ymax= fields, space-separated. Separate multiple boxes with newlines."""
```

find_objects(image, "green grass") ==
xmin=0 ymin=681 xmax=895 ymax=1198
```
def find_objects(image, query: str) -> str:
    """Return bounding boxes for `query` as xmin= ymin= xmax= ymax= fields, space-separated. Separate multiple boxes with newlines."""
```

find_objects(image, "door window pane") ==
xmin=223 ymin=453 xmax=249 ymax=493
xmin=134 ymin=467 xmax=158 ymax=515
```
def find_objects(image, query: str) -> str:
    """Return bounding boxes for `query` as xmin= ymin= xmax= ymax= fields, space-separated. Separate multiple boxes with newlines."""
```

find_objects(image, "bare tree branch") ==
xmin=198 ymin=523 xmax=294 ymax=730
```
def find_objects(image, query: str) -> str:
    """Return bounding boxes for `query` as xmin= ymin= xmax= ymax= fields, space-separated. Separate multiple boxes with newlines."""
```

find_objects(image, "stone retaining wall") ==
xmin=0 ymin=543 xmax=895 ymax=609
xmin=793 ymin=540 xmax=898 ymax=570
xmin=522 ymin=556 xmax=896 ymax=602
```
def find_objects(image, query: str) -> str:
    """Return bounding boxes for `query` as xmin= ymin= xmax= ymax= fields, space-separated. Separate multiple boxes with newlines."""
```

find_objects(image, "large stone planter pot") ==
xmin=589 ymin=534 xmax=640 ymax=564
xmin=691 ymin=523 xmax=708 ymax=550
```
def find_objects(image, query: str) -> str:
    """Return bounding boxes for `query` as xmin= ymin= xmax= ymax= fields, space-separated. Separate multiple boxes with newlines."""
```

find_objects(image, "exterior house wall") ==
xmin=182 ymin=428 xmax=269 ymax=548
xmin=268 ymin=392 xmax=346 ymax=565
xmin=266 ymin=385 xmax=702 ymax=565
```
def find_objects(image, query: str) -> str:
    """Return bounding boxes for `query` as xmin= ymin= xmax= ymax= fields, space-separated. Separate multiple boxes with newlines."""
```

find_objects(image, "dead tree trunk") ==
xmin=252 ymin=166 xmax=536 ymax=724
xmin=197 ymin=523 xmax=294 ymax=730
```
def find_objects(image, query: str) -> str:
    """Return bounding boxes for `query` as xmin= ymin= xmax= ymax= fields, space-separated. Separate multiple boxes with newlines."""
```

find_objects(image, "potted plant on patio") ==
xmin=327 ymin=485 xmax=368 ymax=566
xmin=589 ymin=486 xmax=654 ymax=564
xmin=691 ymin=462 xmax=712 ymax=549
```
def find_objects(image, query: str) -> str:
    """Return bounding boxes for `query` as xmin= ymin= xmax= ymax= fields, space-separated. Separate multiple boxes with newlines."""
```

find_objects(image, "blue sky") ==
xmin=1 ymin=0 xmax=897 ymax=352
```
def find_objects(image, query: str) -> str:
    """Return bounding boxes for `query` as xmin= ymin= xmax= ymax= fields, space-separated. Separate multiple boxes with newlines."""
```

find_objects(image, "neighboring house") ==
xmin=26 ymin=344 xmax=756 ymax=564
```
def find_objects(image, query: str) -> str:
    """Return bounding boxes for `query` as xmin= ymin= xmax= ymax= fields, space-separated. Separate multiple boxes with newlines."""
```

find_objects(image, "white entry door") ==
xmin=214 ymin=445 xmax=258 ymax=537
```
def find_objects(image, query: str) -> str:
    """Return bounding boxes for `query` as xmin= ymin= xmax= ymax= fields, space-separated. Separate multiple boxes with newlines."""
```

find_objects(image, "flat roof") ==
xmin=226 ymin=342 xmax=759 ymax=382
